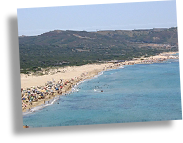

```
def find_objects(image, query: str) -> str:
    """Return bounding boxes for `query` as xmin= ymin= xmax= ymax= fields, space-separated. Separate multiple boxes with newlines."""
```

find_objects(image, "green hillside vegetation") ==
xmin=19 ymin=27 xmax=178 ymax=74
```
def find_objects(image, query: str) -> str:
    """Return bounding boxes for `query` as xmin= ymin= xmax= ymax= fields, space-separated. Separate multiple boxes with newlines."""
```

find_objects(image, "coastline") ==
xmin=21 ymin=51 xmax=179 ymax=113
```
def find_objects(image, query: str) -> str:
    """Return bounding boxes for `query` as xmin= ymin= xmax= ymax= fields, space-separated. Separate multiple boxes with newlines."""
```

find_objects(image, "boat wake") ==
xmin=93 ymin=89 xmax=102 ymax=92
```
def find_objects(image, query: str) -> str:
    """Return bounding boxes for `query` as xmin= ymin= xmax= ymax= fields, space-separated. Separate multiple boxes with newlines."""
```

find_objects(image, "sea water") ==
xmin=23 ymin=59 xmax=182 ymax=127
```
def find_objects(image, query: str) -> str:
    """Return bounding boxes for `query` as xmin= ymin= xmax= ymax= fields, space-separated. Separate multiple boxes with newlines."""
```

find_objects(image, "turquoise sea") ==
xmin=23 ymin=59 xmax=182 ymax=127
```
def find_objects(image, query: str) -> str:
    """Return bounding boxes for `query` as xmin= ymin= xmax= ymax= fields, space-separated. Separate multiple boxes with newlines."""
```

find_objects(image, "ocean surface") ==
xmin=23 ymin=59 xmax=182 ymax=127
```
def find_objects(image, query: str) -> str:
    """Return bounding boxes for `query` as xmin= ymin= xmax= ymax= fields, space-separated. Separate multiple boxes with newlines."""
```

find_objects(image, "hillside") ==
xmin=19 ymin=27 xmax=178 ymax=73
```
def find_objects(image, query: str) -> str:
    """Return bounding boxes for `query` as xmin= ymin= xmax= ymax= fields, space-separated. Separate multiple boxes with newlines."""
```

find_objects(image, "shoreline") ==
xmin=22 ymin=70 xmax=105 ymax=116
xmin=21 ymin=51 xmax=179 ymax=113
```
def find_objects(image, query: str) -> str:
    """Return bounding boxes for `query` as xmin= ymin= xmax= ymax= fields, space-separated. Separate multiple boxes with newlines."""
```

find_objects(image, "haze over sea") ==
xmin=23 ymin=58 xmax=182 ymax=127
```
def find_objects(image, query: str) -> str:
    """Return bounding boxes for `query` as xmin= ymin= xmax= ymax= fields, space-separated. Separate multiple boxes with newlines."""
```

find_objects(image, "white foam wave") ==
xmin=22 ymin=68 xmax=111 ymax=116
xmin=93 ymin=71 xmax=104 ymax=78
xmin=119 ymin=66 xmax=124 ymax=69
xmin=23 ymin=96 xmax=60 ymax=116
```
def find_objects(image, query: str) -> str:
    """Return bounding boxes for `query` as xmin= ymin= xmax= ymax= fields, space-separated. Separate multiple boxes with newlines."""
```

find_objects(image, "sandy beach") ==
xmin=21 ymin=51 xmax=178 ymax=113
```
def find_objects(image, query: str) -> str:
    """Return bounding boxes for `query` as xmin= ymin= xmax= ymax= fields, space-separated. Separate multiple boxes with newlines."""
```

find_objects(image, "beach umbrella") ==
xmin=30 ymin=96 xmax=34 ymax=100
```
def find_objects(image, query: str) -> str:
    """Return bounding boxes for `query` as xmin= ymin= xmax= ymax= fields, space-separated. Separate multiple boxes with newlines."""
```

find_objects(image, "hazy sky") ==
xmin=17 ymin=0 xmax=177 ymax=36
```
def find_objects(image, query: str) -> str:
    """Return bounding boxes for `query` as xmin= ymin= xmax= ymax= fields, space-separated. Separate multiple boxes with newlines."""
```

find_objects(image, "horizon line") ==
xmin=18 ymin=26 xmax=177 ymax=37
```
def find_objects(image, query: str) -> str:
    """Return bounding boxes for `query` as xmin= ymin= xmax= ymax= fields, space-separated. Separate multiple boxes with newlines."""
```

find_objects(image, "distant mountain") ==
xmin=19 ymin=27 xmax=178 ymax=73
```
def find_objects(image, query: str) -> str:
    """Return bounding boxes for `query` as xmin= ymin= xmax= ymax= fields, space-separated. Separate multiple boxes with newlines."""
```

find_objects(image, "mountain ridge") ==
xmin=18 ymin=27 xmax=178 ymax=73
